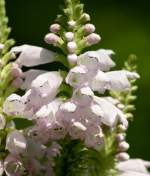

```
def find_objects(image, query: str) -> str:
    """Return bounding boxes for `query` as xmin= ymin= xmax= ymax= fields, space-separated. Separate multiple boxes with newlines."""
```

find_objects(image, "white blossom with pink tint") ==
xmin=117 ymin=159 xmax=150 ymax=176
xmin=6 ymin=130 xmax=27 ymax=155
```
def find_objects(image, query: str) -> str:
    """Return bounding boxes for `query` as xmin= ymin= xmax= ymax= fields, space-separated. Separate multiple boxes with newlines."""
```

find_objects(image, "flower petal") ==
xmin=11 ymin=45 xmax=58 ymax=67
xmin=78 ymin=49 xmax=115 ymax=71
xmin=6 ymin=130 xmax=27 ymax=154
xmin=106 ymin=70 xmax=139 ymax=91
xmin=94 ymin=96 xmax=128 ymax=127
xmin=21 ymin=69 xmax=46 ymax=90
xmin=117 ymin=159 xmax=150 ymax=174
xmin=31 ymin=71 xmax=63 ymax=99
xmin=66 ymin=66 xmax=88 ymax=88
xmin=91 ymin=70 xmax=109 ymax=93
xmin=3 ymin=94 xmax=25 ymax=116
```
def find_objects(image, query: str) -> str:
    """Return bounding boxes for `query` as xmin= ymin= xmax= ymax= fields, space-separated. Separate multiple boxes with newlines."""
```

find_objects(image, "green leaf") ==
xmin=13 ymin=118 xmax=33 ymax=130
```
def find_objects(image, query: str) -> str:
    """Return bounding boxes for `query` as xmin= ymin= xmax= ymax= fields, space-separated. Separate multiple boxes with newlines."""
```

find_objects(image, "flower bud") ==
xmin=116 ymin=133 xmax=125 ymax=142
xmin=68 ymin=20 xmax=76 ymax=29
xmin=65 ymin=32 xmax=74 ymax=42
xmin=118 ymin=124 xmax=127 ymax=132
xmin=44 ymin=33 xmax=63 ymax=46
xmin=0 ymin=114 xmax=6 ymax=130
xmin=118 ymin=141 xmax=130 ymax=152
xmin=50 ymin=24 xmax=61 ymax=33
xmin=117 ymin=103 xmax=125 ymax=110
xmin=116 ymin=152 xmax=130 ymax=161
xmin=11 ymin=63 xmax=23 ymax=77
xmin=67 ymin=41 xmax=77 ymax=54
xmin=86 ymin=33 xmax=101 ymax=46
xmin=0 ymin=43 xmax=4 ymax=51
xmin=11 ymin=78 xmax=23 ymax=88
xmin=84 ymin=23 xmax=96 ymax=34
xmin=67 ymin=54 xmax=78 ymax=65
xmin=80 ymin=13 xmax=91 ymax=23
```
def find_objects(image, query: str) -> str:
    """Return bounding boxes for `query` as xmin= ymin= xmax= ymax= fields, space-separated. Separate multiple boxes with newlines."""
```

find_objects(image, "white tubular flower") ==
xmin=78 ymin=49 xmax=115 ymax=71
xmin=11 ymin=45 xmax=58 ymax=67
xmin=106 ymin=70 xmax=140 ymax=91
xmin=96 ymin=49 xmax=116 ymax=71
xmin=0 ymin=160 xmax=3 ymax=176
xmin=3 ymin=94 xmax=25 ymax=116
xmin=4 ymin=154 xmax=26 ymax=176
xmin=92 ymin=70 xmax=139 ymax=93
xmin=66 ymin=65 xmax=88 ymax=88
xmin=6 ymin=130 xmax=27 ymax=155
xmin=117 ymin=159 xmax=150 ymax=176
xmin=91 ymin=70 xmax=109 ymax=93
xmin=93 ymin=96 xmax=128 ymax=128
xmin=31 ymin=71 xmax=63 ymax=99
xmin=21 ymin=69 xmax=46 ymax=90
xmin=78 ymin=51 xmax=100 ymax=71
xmin=0 ymin=114 xmax=6 ymax=130
xmin=72 ymin=87 xmax=94 ymax=106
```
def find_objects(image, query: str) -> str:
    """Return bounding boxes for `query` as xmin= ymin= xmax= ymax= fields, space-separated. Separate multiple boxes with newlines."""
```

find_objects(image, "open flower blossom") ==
xmin=66 ymin=49 xmax=139 ymax=93
xmin=117 ymin=159 xmax=150 ymax=176
xmin=0 ymin=0 xmax=149 ymax=175
xmin=10 ymin=44 xmax=64 ymax=90
xmin=3 ymin=46 xmax=139 ymax=151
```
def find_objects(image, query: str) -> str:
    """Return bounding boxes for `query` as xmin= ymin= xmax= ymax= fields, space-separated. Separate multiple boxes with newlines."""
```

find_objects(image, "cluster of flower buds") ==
xmin=116 ymin=125 xmax=130 ymax=162
xmin=44 ymin=23 xmax=64 ymax=48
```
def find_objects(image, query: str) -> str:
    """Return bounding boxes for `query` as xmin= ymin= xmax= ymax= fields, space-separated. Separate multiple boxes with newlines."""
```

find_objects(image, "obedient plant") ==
xmin=0 ymin=0 xmax=149 ymax=175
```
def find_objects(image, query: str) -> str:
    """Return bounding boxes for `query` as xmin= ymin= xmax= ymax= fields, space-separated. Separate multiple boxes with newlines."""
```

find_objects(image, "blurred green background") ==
xmin=5 ymin=0 xmax=150 ymax=160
